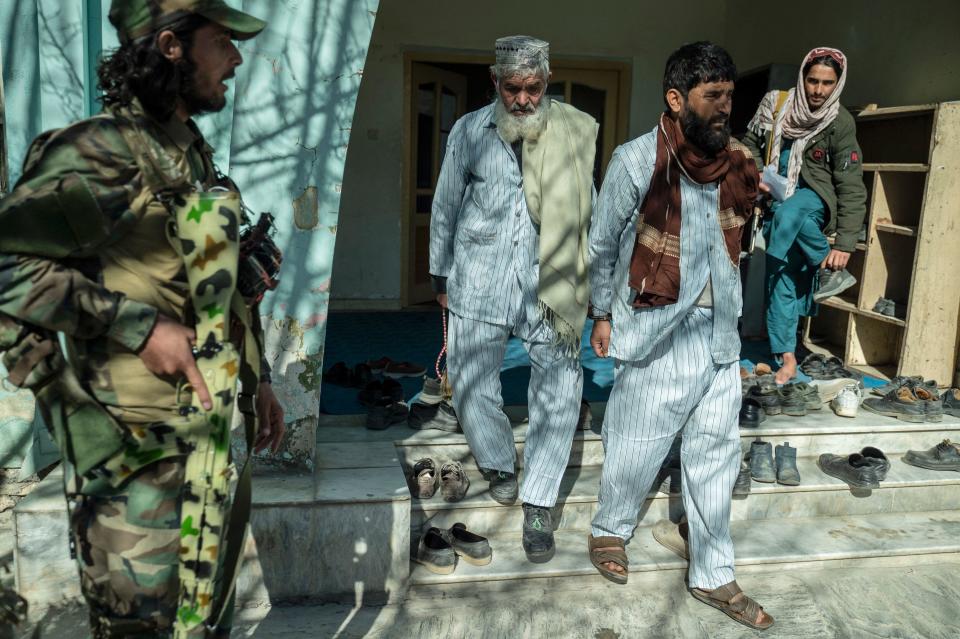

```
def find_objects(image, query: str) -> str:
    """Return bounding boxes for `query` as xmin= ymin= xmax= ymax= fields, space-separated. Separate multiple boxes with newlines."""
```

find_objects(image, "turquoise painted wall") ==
xmin=0 ymin=0 xmax=379 ymax=470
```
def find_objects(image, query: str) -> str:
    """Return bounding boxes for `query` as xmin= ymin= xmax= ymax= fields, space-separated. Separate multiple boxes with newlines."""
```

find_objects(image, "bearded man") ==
xmin=585 ymin=42 xmax=774 ymax=630
xmin=0 ymin=1 xmax=283 ymax=636
xmin=429 ymin=35 xmax=598 ymax=563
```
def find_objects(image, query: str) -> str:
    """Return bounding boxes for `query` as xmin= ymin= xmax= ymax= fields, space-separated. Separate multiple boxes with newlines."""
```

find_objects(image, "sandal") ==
xmin=588 ymin=534 xmax=628 ymax=584
xmin=690 ymin=580 xmax=774 ymax=630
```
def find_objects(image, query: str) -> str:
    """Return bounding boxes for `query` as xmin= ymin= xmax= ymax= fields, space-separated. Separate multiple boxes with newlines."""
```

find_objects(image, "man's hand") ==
xmin=437 ymin=294 xmax=448 ymax=309
xmin=590 ymin=320 xmax=611 ymax=358
xmin=254 ymin=382 xmax=286 ymax=454
xmin=823 ymin=249 xmax=851 ymax=271
xmin=138 ymin=314 xmax=211 ymax=410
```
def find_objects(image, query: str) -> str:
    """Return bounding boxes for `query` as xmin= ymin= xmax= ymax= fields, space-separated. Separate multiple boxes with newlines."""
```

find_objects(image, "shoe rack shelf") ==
xmin=804 ymin=102 xmax=960 ymax=383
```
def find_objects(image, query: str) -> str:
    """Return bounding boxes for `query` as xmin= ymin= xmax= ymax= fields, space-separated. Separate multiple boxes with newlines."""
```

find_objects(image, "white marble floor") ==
xmin=20 ymin=561 xmax=960 ymax=638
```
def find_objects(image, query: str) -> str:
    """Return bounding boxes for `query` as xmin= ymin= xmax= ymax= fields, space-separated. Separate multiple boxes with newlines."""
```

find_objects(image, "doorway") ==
xmin=401 ymin=53 xmax=631 ymax=306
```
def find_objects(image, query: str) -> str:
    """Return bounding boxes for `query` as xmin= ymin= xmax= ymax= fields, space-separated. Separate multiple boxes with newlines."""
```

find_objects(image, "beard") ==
xmin=179 ymin=59 xmax=228 ymax=115
xmin=681 ymin=107 xmax=730 ymax=156
xmin=494 ymin=95 xmax=550 ymax=144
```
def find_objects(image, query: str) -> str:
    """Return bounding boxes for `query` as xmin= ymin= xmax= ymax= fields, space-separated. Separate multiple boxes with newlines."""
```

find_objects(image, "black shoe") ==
xmin=381 ymin=377 xmax=404 ymax=403
xmin=817 ymin=446 xmax=889 ymax=488
xmin=366 ymin=400 xmax=409 ymax=430
xmin=357 ymin=380 xmax=384 ymax=408
xmin=776 ymin=385 xmax=807 ymax=417
xmin=903 ymin=439 xmax=960 ymax=472
xmin=732 ymin=461 xmax=752 ymax=496
xmin=747 ymin=381 xmax=782 ymax=416
xmin=484 ymin=469 xmax=518 ymax=505
xmin=941 ymin=389 xmax=960 ymax=418
xmin=407 ymin=400 xmax=461 ymax=432
xmin=322 ymin=361 xmax=352 ymax=386
xmin=739 ymin=397 xmax=766 ymax=428
xmin=352 ymin=363 xmax=374 ymax=388
xmin=521 ymin=503 xmax=555 ymax=563
xmin=413 ymin=527 xmax=457 ymax=574
xmin=441 ymin=522 xmax=492 ymax=566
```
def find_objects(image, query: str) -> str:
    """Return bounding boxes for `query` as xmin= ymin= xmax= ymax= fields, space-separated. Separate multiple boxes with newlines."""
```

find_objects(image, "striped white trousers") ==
xmin=448 ymin=310 xmax=583 ymax=507
xmin=591 ymin=307 xmax=740 ymax=589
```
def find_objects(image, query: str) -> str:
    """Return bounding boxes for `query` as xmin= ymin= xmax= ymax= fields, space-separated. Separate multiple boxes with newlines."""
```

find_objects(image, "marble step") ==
xmin=408 ymin=509 xmax=960 ymax=587
xmin=410 ymin=455 xmax=960 ymax=534
xmin=393 ymin=412 xmax=960 ymax=468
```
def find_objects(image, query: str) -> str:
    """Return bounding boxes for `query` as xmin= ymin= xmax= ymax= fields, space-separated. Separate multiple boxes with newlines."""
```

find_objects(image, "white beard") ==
xmin=494 ymin=96 xmax=550 ymax=144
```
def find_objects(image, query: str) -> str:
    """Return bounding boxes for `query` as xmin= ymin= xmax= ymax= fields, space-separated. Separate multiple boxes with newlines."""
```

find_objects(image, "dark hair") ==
xmin=97 ymin=15 xmax=208 ymax=122
xmin=662 ymin=41 xmax=737 ymax=107
xmin=803 ymin=55 xmax=843 ymax=79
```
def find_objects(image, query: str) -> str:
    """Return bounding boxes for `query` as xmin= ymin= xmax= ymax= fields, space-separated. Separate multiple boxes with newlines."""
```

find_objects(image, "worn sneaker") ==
xmin=440 ymin=461 xmax=470 ymax=502
xmin=775 ymin=442 xmax=801 ymax=486
xmin=813 ymin=268 xmax=856 ymax=302
xmin=747 ymin=381 xmax=782 ymax=416
xmin=484 ymin=469 xmax=518 ymax=505
xmin=871 ymin=376 xmax=933 ymax=397
xmin=830 ymin=383 xmax=862 ymax=418
xmin=940 ymin=389 xmax=960 ymax=418
xmin=902 ymin=440 xmax=960 ymax=472
xmin=810 ymin=377 xmax=861 ymax=403
xmin=407 ymin=400 xmax=461 ymax=432
xmin=413 ymin=527 xmax=457 ymax=574
xmin=521 ymin=503 xmax=555 ymax=563
xmin=776 ymin=384 xmax=807 ymax=417
xmin=750 ymin=441 xmax=776 ymax=483
xmin=408 ymin=458 xmax=438 ymax=499
xmin=862 ymin=385 xmax=930 ymax=423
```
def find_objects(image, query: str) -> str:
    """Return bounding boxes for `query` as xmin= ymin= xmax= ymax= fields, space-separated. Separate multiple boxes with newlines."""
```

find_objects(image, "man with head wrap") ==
xmin=586 ymin=42 xmax=773 ymax=630
xmin=742 ymin=47 xmax=867 ymax=383
xmin=429 ymin=35 xmax=598 ymax=563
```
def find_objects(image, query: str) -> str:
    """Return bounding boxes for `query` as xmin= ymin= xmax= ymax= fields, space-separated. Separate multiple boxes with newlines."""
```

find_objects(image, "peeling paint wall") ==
xmin=1 ymin=0 xmax=380 ymax=473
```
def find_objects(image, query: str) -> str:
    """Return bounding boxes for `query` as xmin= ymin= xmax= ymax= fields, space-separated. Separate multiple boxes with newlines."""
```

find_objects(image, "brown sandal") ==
xmin=691 ymin=580 xmax=774 ymax=630
xmin=588 ymin=534 xmax=628 ymax=584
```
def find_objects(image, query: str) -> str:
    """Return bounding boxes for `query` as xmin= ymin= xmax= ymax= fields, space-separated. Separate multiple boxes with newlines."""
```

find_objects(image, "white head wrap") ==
xmin=493 ymin=35 xmax=550 ymax=79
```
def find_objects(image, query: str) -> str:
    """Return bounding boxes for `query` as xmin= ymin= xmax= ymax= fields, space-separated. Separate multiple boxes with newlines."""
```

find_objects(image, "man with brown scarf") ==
xmin=585 ymin=42 xmax=773 ymax=630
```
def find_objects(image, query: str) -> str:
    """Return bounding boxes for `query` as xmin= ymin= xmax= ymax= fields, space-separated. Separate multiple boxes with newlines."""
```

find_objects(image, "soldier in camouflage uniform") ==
xmin=0 ymin=1 xmax=285 ymax=637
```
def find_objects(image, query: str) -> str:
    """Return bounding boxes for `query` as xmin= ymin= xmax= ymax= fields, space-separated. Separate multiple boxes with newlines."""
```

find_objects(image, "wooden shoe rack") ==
xmin=804 ymin=102 xmax=960 ymax=384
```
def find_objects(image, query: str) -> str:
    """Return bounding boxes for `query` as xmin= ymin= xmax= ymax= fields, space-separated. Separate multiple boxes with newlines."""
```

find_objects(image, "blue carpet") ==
xmin=320 ymin=310 xmax=883 ymax=414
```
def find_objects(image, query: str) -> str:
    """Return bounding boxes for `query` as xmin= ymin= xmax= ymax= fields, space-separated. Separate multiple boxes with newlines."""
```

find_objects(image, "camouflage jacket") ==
xmin=0 ymin=99 xmax=266 ymax=485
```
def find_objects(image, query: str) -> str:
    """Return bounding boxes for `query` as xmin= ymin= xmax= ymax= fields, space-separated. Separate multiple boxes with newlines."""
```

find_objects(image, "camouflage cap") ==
xmin=109 ymin=0 xmax=266 ymax=43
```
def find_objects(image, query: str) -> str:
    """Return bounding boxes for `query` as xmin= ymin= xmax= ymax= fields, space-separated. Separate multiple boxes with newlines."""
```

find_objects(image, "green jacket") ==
xmin=0 ymin=99 xmax=265 ymax=486
xmin=741 ymin=92 xmax=867 ymax=252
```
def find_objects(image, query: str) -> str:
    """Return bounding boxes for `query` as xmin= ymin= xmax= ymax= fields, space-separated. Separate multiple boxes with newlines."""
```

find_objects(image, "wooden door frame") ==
xmin=400 ymin=49 xmax=632 ymax=307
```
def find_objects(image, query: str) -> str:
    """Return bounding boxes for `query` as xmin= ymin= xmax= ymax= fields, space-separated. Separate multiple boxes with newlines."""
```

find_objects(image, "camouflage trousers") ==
xmin=69 ymin=458 xmax=234 ymax=639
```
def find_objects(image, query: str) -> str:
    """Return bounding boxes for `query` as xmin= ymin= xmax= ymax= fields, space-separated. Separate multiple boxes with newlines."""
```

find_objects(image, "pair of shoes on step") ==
xmin=414 ymin=523 xmax=492 ymax=574
xmin=862 ymin=379 xmax=942 ymax=423
xmin=323 ymin=361 xmax=374 ymax=388
xmin=407 ymin=458 xmax=469 ymax=502
xmin=746 ymin=441 xmax=800 ymax=486
xmin=817 ymin=446 xmax=890 ymax=489
xmin=776 ymin=382 xmax=821 ymax=417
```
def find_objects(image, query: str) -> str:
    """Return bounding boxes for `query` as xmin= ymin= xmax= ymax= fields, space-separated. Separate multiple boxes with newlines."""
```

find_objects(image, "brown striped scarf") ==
xmin=628 ymin=113 xmax=758 ymax=308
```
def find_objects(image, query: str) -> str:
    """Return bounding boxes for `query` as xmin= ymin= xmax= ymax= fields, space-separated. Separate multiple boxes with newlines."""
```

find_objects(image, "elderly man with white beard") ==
xmin=429 ymin=35 xmax=598 ymax=562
